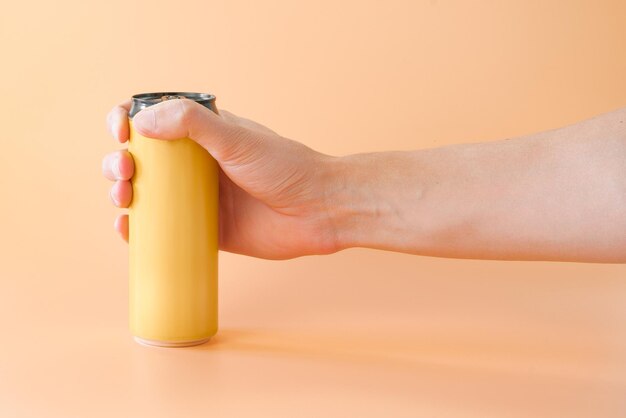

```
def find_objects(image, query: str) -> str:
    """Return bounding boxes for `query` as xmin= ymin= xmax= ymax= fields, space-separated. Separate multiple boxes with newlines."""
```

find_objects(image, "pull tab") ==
xmin=160 ymin=94 xmax=187 ymax=101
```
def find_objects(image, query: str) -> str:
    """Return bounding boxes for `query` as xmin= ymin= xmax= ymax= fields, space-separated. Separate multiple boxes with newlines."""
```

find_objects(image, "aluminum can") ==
xmin=128 ymin=92 xmax=218 ymax=347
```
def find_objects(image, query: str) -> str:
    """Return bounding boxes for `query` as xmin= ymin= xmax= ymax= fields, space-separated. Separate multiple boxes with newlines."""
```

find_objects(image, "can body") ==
xmin=128 ymin=92 xmax=219 ymax=347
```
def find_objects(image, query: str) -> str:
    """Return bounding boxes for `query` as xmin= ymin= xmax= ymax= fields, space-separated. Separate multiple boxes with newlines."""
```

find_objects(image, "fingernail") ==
xmin=112 ymin=155 xmax=122 ymax=179
xmin=111 ymin=119 xmax=120 ymax=141
xmin=133 ymin=109 xmax=155 ymax=132
xmin=114 ymin=215 xmax=122 ymax=231
xmin=110 ymin=185 xmax=120 ymax=206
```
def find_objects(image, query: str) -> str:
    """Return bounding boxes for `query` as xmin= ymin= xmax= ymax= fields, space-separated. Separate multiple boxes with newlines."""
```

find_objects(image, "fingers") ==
xmin=102 ymin=150 xmax=134 ymax=181
xmin=218 ymin=109 xmax=236 ymax=123
xmin=114 ymin=214 xmax=129 ymax=242
xmin=110 ymin=180 xmax=133 ymax=208
xmin=106 ymin=100 xmax=132 ymax=242
xmin=131 ymin=99 xmax=240 ymax=160
xmin=132 ymin=98 xmax=223 ymax=139
xmin=103 ymin=150 xmax=133 ymax=211
xmin=106 ymin=100 xmax=131 ymax=143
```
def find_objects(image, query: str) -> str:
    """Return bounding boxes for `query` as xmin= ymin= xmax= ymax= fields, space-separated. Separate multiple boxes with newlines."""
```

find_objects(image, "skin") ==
xmin=104 ymin=100 xmax=626 ymax=263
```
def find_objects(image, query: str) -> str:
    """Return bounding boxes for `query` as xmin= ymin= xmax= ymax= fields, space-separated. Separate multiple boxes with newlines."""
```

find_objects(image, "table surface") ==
xmin=1 ymin=250 xmax=625 ymax=418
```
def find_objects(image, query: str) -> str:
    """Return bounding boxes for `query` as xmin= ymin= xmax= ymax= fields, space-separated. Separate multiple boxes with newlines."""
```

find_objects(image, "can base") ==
xmin=133 ymin=336 xmax=212 ymax=348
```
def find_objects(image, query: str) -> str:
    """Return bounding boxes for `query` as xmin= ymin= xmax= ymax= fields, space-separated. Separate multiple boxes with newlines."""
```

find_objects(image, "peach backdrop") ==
xmin=1 ymin=1 xmax=626 ymax=417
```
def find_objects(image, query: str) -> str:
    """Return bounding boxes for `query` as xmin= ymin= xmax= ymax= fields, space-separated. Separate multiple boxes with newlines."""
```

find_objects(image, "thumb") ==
xmin=132 ymin=99 xmax=244 ymax=161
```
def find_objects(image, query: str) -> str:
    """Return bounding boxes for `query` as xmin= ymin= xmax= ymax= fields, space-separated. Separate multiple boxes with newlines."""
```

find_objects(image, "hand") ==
xmin=104 ymin=100 xmax=626 ymax=263
xmin=103 ymin=99 xmax=339 ymax=259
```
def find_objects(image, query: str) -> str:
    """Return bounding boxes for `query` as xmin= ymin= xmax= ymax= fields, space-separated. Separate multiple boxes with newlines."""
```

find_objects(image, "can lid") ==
xmin=129 ymin=92 xmax=217 ymax=118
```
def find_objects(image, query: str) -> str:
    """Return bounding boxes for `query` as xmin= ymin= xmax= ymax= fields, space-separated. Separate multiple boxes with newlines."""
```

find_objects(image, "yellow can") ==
xmin=128 ymin=92 xmax=219 ymax=347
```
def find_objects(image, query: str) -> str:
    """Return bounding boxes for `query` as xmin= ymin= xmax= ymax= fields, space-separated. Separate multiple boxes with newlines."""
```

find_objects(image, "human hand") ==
xmin=103 ymin=99 xmax=340 ymax=259
xmin=105 ymin=99 xmax=626 ymax=263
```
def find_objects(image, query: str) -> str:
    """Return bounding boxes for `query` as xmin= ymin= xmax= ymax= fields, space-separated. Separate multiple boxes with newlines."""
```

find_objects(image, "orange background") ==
xmin=1 ymin=1 xmax=626 ymax=417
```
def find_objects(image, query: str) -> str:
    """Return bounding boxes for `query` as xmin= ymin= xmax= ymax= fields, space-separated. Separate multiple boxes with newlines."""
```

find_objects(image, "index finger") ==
xmin=106 ymin=99 xmax=131 ymax=143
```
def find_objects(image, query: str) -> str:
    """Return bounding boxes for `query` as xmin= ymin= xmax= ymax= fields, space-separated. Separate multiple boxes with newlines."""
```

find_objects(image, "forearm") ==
xmin=326 ymin=107 xmax=626 ymax=262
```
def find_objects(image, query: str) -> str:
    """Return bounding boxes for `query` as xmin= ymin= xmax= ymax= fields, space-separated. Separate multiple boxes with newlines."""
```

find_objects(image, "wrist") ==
xmin=320 ymin=153 xmax=391 ymax=252
xmin=320 ymin=151 xmax=431 ymax=255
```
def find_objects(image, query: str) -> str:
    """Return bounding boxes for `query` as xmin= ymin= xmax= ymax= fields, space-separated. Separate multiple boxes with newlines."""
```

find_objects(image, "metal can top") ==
xmin=129 ymin=92 xmax=216 ymax=118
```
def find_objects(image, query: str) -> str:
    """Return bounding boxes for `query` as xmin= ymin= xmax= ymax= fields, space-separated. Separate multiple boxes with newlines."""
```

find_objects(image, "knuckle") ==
xmin=219 ymin=126 xmax=261 ymax=163
xmin=178 ymin=99 xmax=196 ymax=126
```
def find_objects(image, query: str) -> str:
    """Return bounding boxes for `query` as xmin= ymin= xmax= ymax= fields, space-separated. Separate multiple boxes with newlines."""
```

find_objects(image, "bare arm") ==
xmin=328 ymin=107 xmax=626 ymax=262
xmin=105 ymin=100 xmax=626 ymax=262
